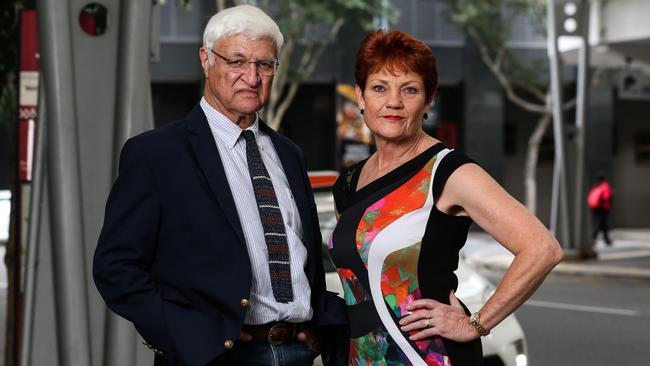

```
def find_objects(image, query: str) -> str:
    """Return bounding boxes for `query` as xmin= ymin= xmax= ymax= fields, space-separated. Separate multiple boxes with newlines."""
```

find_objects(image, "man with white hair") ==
xmin=93 ymin=5 xmax=346 ymax=366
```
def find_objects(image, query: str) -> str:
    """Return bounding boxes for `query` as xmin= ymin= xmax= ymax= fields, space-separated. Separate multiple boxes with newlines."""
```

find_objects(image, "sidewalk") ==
xmin=462 ymin=228 xmax=650 ymax=278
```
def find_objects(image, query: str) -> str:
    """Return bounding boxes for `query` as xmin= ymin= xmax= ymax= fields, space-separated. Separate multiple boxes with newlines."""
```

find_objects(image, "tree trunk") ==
xmin=524 ymin=110 xmax=552 ymax=214
xmin=266 ymin=19 xmax=344 ymax=130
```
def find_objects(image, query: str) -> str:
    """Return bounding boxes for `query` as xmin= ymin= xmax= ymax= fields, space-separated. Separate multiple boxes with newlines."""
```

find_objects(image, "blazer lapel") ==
xmin=260 ymin=122 xmax=314 ymax=247
xmin=185 ymin=104 xmax=245 ymax=244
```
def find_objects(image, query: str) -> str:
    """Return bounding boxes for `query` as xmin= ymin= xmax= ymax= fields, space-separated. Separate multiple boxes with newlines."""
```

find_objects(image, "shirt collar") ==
xmin=200 ymin=97 xmax=260 ymax=149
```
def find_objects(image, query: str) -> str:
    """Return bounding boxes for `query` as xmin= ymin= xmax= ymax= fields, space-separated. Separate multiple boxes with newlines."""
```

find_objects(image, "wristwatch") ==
xmin=469 ymin=311 xmax=490 ymax=337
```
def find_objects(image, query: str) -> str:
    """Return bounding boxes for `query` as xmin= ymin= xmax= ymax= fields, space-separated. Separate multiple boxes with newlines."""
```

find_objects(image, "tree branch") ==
xmin=468 ymin=28 xmax=548 ymax=114
xmin=562 ymin=97 xmax=576 ymax=111
xmin=524 ymin=110 xmax=552 ymax=212
xmin=511 ymin=79 xmax=547 ymax=102
xmin=269 ymin=79 xmax=301 ymax=130
xmin=267 ymin=2 xmax=300 ymax=123
xmin=270 ymin=19 xmax=345 ymax=128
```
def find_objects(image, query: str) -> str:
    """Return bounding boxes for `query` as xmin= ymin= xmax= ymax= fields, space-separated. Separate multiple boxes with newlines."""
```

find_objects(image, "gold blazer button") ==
xmin=240 ymin=299 xmax=250 ymax=308
xmin=224 ymin=340 xmax=234 ymax=350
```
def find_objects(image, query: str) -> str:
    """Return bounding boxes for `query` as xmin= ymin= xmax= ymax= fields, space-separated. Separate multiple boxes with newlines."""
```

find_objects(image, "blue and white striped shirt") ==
xmin=200 ymin=98 xmax=312 ymax=324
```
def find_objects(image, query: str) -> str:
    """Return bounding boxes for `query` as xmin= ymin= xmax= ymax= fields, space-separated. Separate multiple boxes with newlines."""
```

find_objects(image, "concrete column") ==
xmin=36 ymin=0 xmax=92 ymax=364
xmin=103 ymin=1 xmax=155 ymax=364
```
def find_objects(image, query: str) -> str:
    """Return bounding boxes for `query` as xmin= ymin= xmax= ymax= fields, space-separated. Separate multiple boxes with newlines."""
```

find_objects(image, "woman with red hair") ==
xmin=328 ymin=30 xmax=563 ymax=365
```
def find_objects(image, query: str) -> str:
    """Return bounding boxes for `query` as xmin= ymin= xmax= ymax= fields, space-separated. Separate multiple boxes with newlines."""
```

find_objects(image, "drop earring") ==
xmin=423 ymin=113 xmax=428 ymax=120
xmin=360 ymin=108 xmax=364 ymax=115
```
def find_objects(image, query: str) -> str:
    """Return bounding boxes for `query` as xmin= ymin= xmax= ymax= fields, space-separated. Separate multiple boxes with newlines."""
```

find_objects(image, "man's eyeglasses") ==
xmin=210 ymin=49 xmax=279 ymax=76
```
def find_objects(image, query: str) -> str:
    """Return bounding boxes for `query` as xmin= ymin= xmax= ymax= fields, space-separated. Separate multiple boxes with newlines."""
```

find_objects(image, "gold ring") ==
xmin=423 ymin=318 xmax=431 ymax=328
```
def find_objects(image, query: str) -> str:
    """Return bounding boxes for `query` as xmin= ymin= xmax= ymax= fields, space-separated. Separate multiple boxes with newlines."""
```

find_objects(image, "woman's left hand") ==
xmin=399 ymin=291 xmax=479 ymax=342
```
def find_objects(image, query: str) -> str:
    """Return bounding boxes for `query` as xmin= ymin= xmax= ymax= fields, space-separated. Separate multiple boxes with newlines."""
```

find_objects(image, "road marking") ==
xmin=598 ymin=249 xmax=650 ymax=261
xmin=553 ymin=263 xmax=650 ymax=278
xmin=524 ymin=300 xmax=640 ymax=317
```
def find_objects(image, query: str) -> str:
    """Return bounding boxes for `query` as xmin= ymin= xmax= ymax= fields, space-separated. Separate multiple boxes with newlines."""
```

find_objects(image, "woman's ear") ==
xmin=355 ymin=84 xmax=365 ymax=110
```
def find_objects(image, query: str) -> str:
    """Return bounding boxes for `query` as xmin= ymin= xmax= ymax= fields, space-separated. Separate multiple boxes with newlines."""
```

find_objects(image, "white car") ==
xmin=314 ymin=190 xmax=528 ymax=366
xmin=0 ymin=190 xmax=10 ymax=244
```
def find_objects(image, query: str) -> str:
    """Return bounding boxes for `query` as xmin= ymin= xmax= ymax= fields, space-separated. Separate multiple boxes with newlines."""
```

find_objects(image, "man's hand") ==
xmin=296 ymin=328 xmax=320 ymax=354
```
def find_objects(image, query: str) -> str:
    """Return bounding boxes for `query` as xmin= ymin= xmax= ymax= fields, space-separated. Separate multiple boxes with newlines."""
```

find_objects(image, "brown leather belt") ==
xmin=242 ymin=322 xmax=305 ymax=346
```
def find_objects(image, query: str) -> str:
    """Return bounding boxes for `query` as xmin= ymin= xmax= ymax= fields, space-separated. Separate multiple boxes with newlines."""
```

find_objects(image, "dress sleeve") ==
xmin=432 ymin=149 xmax=477 ymax=200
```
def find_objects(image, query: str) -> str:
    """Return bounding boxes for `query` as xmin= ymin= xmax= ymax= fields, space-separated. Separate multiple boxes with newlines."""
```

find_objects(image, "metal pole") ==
xmin=573 ymin=0 xmax=590 ymax=253
xmin=104 ymin=1 xmax=154 ymax=365
xmin=550 ymin=150 xmax=560 ymax=234
xmin=112 ymin=0 xmax=154 ymax=175
xmin=547 ymin=0 xmax=571 ymax=248
xmin=19 ymin=80 xmax=47 ymax=366
xmin=36 ymin=1 xmax=92 ymax=365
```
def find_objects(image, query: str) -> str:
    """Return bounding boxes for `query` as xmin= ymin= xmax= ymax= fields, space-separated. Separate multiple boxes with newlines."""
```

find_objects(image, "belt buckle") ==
xmin=267 ymin=323 xmax=295 ymax=346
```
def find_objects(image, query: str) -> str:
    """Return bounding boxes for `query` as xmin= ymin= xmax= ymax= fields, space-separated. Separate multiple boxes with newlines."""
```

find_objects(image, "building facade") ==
xmin=150 ymin=0 xmax=648 ymax=227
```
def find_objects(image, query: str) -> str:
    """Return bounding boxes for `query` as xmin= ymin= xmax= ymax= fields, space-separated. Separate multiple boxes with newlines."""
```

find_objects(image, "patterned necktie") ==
xmin=241 ymin=130 xmax=293 ymax=303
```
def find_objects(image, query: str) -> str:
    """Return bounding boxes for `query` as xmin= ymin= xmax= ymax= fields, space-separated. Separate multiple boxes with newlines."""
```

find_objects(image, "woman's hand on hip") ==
xmin=399 ymin=291 xmax=479 ymax=342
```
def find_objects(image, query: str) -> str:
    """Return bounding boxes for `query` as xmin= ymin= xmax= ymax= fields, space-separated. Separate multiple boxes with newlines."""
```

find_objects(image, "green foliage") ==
xmin=175 ymin=0 xmax=192 ymax=10
xmin=263 ymin=0 xmax=396 ymax=127
xmin=176 ymin=0 xmax=396 ymax=128
xmin=441 ymin=0 xmax=547 ymax=87
xmin=274 ymin=0 xmax=395 ymax=38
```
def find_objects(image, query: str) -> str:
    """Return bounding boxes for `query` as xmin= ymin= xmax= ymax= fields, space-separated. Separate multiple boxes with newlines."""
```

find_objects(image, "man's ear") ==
xmin=199 ymin=48 xmax=210 ymax=78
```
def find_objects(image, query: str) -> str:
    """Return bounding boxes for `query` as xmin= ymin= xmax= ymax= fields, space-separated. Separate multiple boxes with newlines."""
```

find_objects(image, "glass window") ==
xmin=390 ymin=0 xmax=464 ymax=46
xmin=392 ymin=0 xmax=415 ymax=34
xmin=160 ymin=0 xmax=203 ymax=43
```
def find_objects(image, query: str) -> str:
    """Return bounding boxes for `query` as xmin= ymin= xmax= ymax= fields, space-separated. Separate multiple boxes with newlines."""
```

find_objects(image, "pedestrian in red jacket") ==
xmin=588 ymin=174 xmax=613 ymax=245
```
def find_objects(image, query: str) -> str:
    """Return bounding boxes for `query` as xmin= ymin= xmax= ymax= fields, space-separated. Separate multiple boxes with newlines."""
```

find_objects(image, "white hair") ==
xmin=203 ymin=5 xmax=284 ymax=64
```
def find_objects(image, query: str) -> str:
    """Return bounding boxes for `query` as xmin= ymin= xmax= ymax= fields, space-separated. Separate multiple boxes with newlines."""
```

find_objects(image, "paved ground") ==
xmin=463 ymin=228 xmax=650 ymax=278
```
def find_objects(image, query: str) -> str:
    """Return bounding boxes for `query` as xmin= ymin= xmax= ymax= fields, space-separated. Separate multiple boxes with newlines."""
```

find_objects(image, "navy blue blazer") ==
xmin=93 ymin=104 xmax=347 ymax=366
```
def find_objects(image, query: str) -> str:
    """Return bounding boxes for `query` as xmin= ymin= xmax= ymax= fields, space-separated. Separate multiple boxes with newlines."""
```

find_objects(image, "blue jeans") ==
xmin=213 ymin=338 xmax=318 ymax=366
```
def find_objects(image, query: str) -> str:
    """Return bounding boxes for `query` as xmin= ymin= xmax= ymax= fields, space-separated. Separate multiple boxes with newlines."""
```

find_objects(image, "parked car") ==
xmin=313 ymin=189 xmax=528 ymax=366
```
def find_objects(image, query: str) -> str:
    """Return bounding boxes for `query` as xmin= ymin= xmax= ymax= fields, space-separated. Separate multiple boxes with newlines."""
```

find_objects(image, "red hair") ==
xmin=355 ymin=30 xmax=438 ymax=104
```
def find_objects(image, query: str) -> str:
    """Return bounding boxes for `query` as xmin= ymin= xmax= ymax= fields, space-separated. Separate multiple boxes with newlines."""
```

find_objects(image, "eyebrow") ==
xmin=227 ymin=51 xmax=276 ymax=60
xmin=370 ymin=78 xmax=422 ymax=87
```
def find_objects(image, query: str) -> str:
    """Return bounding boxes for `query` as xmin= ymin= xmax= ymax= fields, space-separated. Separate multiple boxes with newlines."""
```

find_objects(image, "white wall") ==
xmin=601 ymin=0 xmax=650 ymax=43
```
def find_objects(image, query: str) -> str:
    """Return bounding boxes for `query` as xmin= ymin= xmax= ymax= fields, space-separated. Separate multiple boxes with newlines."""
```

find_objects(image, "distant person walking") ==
xmin=588 ymin=174 xmax=613 ymax=245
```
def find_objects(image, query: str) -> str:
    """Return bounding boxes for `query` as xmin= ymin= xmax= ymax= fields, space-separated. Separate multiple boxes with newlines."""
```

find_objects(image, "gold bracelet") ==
xmin=469 ymin=311 xmax=490 ymax=336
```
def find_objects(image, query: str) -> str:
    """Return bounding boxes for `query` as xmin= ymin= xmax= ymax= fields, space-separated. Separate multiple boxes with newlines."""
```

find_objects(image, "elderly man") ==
xmin=93 ymin=5 xmax=346 ymax=366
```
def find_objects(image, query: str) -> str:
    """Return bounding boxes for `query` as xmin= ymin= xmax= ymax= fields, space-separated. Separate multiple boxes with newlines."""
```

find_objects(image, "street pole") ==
xmin=548 ymin=0 xmax=592 ymax=254
xmin=19 ymin=80 xmax=46 ymax=366
xmin=573 ymin=0 xmax=591 ymax=255
xmin=36 ymin=0 xmax=92 ymax=365
xmin=111 ymin=0 xmax=155 ymax=176
xmin=547 ymin=0 xmax=571 ymax=248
